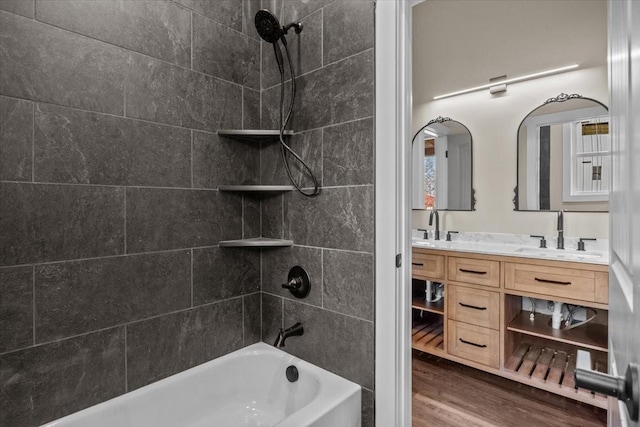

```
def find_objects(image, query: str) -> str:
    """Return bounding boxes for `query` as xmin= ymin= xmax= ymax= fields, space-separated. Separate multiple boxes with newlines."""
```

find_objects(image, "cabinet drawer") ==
xmin=412 ymin=251 xmax=445 ymax=280
xmin=447 ymin=320 xmax=499 ymax=369
xmin=448 ymin=285 xmax=500 ymax=330
xmin=448 ymin=257 xmax=500 ymax=288
xmin=504 ymin=263 xmax=595 ymax=302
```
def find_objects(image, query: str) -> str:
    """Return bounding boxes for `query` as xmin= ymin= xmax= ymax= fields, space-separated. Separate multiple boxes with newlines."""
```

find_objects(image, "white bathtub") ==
xmin=43 ymin=342 xmax=361 ymax=427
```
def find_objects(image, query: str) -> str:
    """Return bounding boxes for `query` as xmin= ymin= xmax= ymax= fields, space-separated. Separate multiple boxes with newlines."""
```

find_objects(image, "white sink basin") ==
xmin=514 ymin=247 xmax=604 ymax=261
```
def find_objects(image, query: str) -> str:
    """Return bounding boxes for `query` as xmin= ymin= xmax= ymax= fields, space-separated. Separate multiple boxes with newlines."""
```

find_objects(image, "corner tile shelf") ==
xmin=219 ymin=237 xmax=294 ymax=248
xmin=217 ymin=129 xmax=294 ymax=142
xmin=218 ymin=185 xmax=294 ymax=194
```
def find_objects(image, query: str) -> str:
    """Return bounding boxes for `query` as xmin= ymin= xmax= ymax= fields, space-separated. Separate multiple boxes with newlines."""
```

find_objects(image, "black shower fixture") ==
xmin=254 ymin=10 xmax=320 ymax=197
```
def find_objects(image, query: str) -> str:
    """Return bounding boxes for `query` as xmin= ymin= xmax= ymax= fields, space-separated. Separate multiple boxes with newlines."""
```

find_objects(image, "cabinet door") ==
xmin=448 ymin=285 xmax=500 ymax=330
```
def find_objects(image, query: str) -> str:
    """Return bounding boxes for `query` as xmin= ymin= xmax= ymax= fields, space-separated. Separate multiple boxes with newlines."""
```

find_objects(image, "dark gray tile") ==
xmin=0 ymin=12 xmax=126 ymax=115
xmin=0 ymin=183 xmax=124 ymax=267
xmin=35 ymin=0 xmax=191 ymax=67
xmin=126 ymin=299 xmax=243 ymax=390
xmin=262 ymin=8 xmax=322 ymax=90
xmin=243 ymin=196 xmax=261 ymax=238
xmin=0 ymin=266 xmax=32 ymax=353
xmin=243 ymin=292 xmax=261 ymax=345
xmin=192 ymin=131 xmax=260 ymax=188
xmin=362 ymin=388 xmax=374 ymax=427
xmin=192 ymin=247 xmax=260 ymax=305
xmin=283 ymin=299 xmax=373 ymax=388
xmin=243 ymin=87 xmax=261 ymax=129
xmin=34 ymin=103 xmax=191 ymax=187
xmin=261 ymin=292 xmax=282 ymax=345
xmin=125 ymin=53 xmax=242 ymax=132
xmin=0 ymin=0 xmax=34 ymax=18
xmin=0 ymin=327 xmax=125 ymax=427
xmin=260 ymin=129 xmax=322 ymax=188
xmin=126 ymin=188 xmax=242 ymax=253
xmin=262 ymin=246 xmax=322 ymax=307
xmin=323 ymin=117 xmax=374 ymax=186
xmin=281 ymin=0 xmax=333 ymax=23
xmin=323 ymin=0 xmax=374 ymax=64
xmin=261 ymin=195 xmax=283 ymax=239
xmin=284 ymin=186 xmax=373 ymax=252
xmin=173 ymin=0 xmax=243 ymax=32
xmin=242 ymin=0 xmax=262 ymax=40
xmin=35 ymin=251 xmax=191 ymax=343
xmin=323 ymin=249 xmax=373 ymax=320
xmin=0 ymin=96 xmax=32 ymax=181
xmin=262 ymin=49 xmax=374 ymax=130
xmin=193 ymin=13 xmax=260 ymax=89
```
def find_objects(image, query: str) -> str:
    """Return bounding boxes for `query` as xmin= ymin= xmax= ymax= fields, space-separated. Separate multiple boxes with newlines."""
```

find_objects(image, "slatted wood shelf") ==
xmin=507 ymin=311 xmax=608 ymax=352
xmin=504 ymin=342 xmax=608 ymax=409
xmin=412 ymin=316 xmax=445 ymax=354
xmin=411 ymin=297 xmax=445 ymax=315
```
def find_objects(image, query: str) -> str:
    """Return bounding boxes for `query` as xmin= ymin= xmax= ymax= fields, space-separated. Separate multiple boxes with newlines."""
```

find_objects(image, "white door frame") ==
xmin=375 ymin=0 xmax=412 ymax=426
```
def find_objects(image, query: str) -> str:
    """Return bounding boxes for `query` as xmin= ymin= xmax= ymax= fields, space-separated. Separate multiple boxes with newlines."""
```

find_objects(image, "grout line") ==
xmin=241 ymin=195 xmax=245 ymax=238
xmin=124 ymin=324 xmax=128 ymax=393
xmin=31 ymin=102 xmax=35 ymax=182
xmin=1 ymin=246 xmax=218 ymax=270
xmin=32 ymin=265 xmax=36 ymax=346
xmin=263 ymin=290 xmax=374 ymax=324
xmin=289 ymin=115 xmax=375 ymax=136
xmin=280 ymin=194 xmax=284 ymax=239
xmin=320 ymin=127 xmax=324 ymax=186
xmin=293 ymin=243 xmax=373 ymax=256
xmin=190 ymin=12 xmax=194 ymax=70
xmin=280 ymin=295 xmax=284 ymax=328
xmin=0 ymin=180 xmax=220 ymax=192
xmin=261 ymin=47 xmax=374 ymax=92
xmin=321 ymin=249 xmax=324 ymax=308
xmin=190 ymin=249 xmax=194 ymax=307
xmin=123 ymin=188 xmax=127 ymax=254
xmin=0 ymin=296 xmax=246 ymax=356
xmin=0 ymin=94 xmax=221 ymax=134
xmin=320 ymin=8 xmax=324 ymax=68
xmin=190 ymin=130 xmax=194 ymax=188
xmin=242 ymin=296 xmax=245 ymax=346
xmin=172 ymin=1 xmax=254 ymax=42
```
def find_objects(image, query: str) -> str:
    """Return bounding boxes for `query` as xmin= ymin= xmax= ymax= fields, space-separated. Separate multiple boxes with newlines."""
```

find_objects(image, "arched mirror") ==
xmin=515 ymin=93 xmax=609 ymax=212
xmin=412 ymin=117 xmax=475 ymax=211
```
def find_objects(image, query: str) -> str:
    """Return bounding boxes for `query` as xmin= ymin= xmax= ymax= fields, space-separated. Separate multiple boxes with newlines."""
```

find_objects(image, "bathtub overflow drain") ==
xmin=286 ymin=365 xmax=299 ymax=383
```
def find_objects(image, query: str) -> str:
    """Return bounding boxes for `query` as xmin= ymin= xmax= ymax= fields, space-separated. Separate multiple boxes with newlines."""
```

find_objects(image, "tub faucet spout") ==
xmin=274 ymin=322 xmax=304 ymax=348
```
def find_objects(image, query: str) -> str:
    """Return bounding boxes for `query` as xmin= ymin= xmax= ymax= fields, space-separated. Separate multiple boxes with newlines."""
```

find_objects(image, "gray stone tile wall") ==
xmin=257 ymin=1 xmax=376 ymax=425
xmin=0 ymin=1 xmax=262 ymax=425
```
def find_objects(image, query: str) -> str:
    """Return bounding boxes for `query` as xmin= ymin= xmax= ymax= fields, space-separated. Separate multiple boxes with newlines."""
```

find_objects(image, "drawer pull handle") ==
xmin=459 ymin=268 xmax=487 ymax=275
xmin=459 ymin=302 xmax=487 ymax=311
xmin=534 ymin=277 xmax=572 ymax=285
xmin=459 ymin=338 xmax=487 ymax=348
xmin=412 ymin=262 xmax=424 ymax=266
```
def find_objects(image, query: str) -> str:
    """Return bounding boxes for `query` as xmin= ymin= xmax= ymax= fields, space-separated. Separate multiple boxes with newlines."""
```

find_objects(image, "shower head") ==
xmin=255 ymin=10 xmax=283 ymax=43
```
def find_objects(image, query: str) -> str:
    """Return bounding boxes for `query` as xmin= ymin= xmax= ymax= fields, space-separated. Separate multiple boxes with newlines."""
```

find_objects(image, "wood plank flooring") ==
xmin=412 ymin=351 xmax=607 ymax=427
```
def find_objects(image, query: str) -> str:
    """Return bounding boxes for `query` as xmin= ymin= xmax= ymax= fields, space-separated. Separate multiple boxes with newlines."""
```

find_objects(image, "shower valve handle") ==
xmin=280 ymin=266 xmax=311 ymax=299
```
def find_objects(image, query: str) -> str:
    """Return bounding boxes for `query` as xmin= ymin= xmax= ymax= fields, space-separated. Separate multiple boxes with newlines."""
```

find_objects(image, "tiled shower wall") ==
xmin=0 ymin=0 xmax=264 ymax=425
xmin=257 ymin=1 xmax=376 ymax=426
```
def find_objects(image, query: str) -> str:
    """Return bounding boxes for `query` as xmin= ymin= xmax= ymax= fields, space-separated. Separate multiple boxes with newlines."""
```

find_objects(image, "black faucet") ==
xmin=274 ymin=322 xmax=304 ymax=348
xmin=557 ymin=210 xmax=564 ymax=249
xmin=429 ymin=209 xmax=440 ymax=240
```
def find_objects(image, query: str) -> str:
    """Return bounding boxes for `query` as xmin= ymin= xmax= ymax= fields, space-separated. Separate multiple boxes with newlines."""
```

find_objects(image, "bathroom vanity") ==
xmin=411 ymin=237 xmax=608 ymax=408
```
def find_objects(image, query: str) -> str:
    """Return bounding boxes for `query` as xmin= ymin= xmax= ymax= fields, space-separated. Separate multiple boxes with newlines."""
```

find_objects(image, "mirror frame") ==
xmin=412 ymin=116 xmax=476 ymax=211
xmin=513 ymin=93 xmax=609 ymax=212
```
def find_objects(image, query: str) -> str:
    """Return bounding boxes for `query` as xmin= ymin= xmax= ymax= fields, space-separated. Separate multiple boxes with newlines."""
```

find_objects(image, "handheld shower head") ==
xmin=255 ymin=10 xmax=285 ymax=74
xmin=255 ymin=10 xmax=283 ymax=43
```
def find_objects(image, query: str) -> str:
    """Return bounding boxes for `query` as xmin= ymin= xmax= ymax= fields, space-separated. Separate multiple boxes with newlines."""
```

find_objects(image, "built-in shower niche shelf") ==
xmin=218 ymin=185 xmax=294 ymax=195
xmin=219 ymin=237 xmax=294 ymax=248
xmin=217 ymin=129 xmax=294 ymax=142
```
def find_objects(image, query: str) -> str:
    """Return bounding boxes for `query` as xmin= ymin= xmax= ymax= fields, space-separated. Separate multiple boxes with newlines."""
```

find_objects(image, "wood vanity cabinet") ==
xmin=411 ymin=247 xmax=609 ymax=409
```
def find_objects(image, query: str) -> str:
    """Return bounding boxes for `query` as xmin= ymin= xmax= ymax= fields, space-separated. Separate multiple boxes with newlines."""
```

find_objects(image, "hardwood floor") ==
xmin=412 ymin=351 xmax=607 ymax=427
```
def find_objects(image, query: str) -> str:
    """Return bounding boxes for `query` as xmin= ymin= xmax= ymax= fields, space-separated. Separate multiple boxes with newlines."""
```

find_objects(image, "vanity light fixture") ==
xmin=433 ymin=64 xmax=579 ymax=100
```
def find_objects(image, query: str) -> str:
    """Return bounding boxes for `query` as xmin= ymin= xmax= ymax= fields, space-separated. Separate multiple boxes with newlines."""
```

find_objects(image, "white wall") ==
xmin=412 ymin=0 xmax=609 ymax=239
xmin=412 ymin=66 xmax=609 ymax=238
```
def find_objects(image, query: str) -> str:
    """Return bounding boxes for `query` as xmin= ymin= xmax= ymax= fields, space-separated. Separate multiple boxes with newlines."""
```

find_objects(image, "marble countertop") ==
xmin=411 ymin=231 xmax=609 ymax=265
